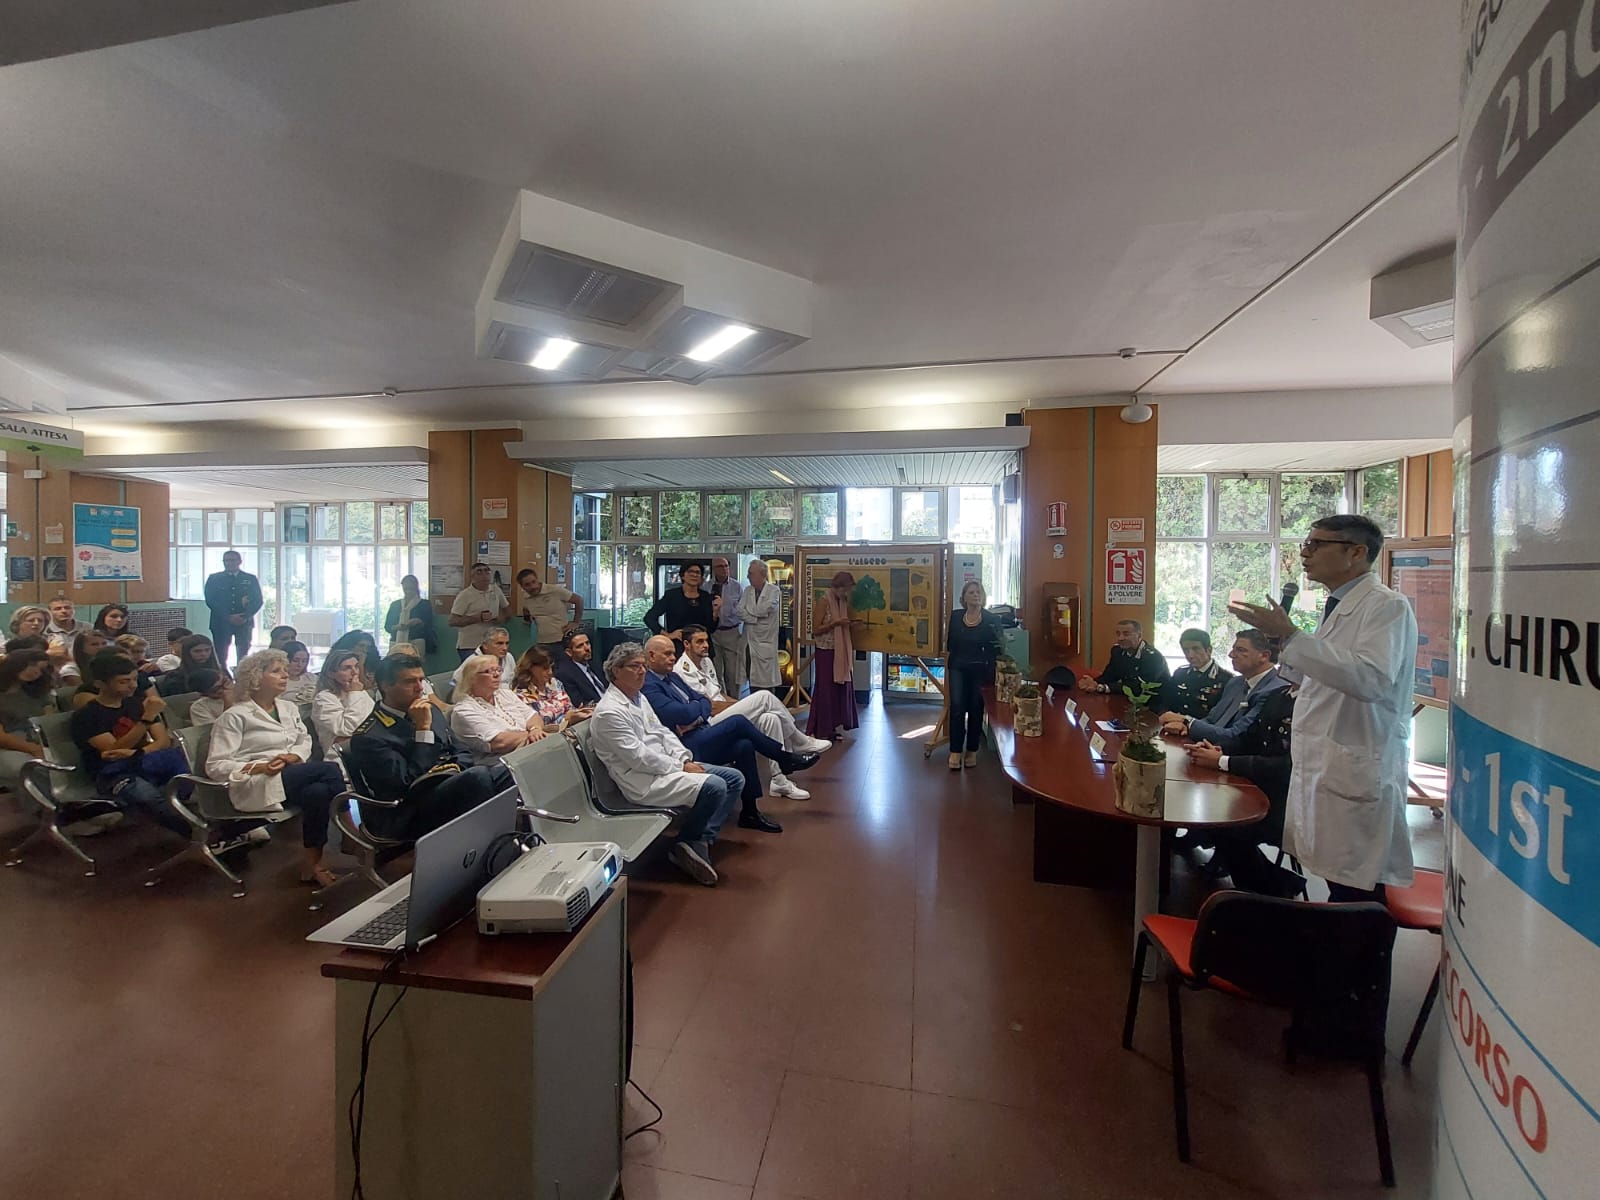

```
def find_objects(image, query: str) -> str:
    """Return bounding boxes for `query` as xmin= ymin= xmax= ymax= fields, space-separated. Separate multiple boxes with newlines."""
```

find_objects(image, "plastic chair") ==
xmin=426 ymin=672 xmax=455 ymax=704
xmin=1386 ymin=869 xmax=1444 ymax=1067
xmin=1123 ymin=891 xmax=1398 ymax=1188
xmin=568 ymin=721 xmax=686 ymax=817
xmin=4 ymin=712 xmax=123 ymax=875
xmin=147 ymin=724 xmax=296 ymax=898
xmin=501 ymin=735 xmax=668 ymax=863
xmin=161 ymin=691 xmax=202 ymax=729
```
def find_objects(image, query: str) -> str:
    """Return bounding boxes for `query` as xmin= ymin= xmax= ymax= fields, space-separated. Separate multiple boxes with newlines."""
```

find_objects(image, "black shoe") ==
xmin=737 ymin=811 xmax=783 ymax=833
xmin=776 ymin=750 xmax=820 ymax=776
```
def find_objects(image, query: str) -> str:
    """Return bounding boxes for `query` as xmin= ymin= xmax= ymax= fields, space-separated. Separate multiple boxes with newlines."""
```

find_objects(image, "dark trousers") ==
xmin=209 ymin=621 xmax=252 ymax=668
xmin=280 ymin=761 xmax=344 ymax=849
xmin=1327 ymin=881 xmax=1387 ymax=903
xmin=365 ymin=764 xmax=513 ymax=842
xmin=98 ymin=746 xmax=192 ymax=839
xmin=948 ymin=663 xmax=991 ymax=754
xmin=683 ymin=715 xmax=783 ymax=809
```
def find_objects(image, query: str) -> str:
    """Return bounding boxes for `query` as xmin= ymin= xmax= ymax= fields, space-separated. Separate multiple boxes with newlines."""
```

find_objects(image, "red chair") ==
xmin=1122 ymin=891 xmax=1398 ymax=1188
xmin=1385 ymin=868 xmax=1444 ymax=1067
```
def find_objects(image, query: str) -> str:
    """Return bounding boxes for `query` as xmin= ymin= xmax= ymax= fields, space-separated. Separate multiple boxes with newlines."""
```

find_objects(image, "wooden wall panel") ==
xmin=516 ymin=465 xmax=548 ymax=577
xmin=546 ymin=472 xmax=572 ymax=589
xmin=1402 ymin=454 xmax=1430 ymax=537
xmin=123 ymin=478 xmax=171 ymax=603
xmin=470 ymin=430 xmax=521 ymax=579
xmin=1021 ymin=408 xmax=1092 ymax=667
xmin=426 ymin=430 xmax=472 ymax=545
xmin=1089 ymin=408 xmax=1158 ymax=666
xmin=1426 ymin=449 xmax=1453 ymax=537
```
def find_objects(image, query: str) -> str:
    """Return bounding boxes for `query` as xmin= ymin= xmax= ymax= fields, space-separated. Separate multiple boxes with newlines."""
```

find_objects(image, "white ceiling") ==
xmin=545 ymin=450 xmax=1017 ymax=492
xmin=116 ymin=463 xmax=428 ymax=506
xmin=0 ymin=0 xmax=1462 ymax=453
xmin=1157 ymin=440 xmax=1447 ymax=473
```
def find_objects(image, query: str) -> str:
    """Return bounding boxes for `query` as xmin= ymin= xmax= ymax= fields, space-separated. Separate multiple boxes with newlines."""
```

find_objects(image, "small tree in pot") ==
xmin=1013 ymin=682 xmax=1043 ymax=736
xmin=995 ymin=655 xmax=1020 ymax=703
xmin=1113 ymin=679 xmax=1167 ymax=817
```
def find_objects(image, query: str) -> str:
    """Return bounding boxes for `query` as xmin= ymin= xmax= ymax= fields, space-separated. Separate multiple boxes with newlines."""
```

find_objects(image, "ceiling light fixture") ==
xmin=530 ymin=337 xmax=579 ymax=371
xmin=1119 ymin=398 xmax=1154 ymax=424
xmin=770 ymin=468 xmax=795 ymax=485
xmin=686 ymin=323 xmax=756 ymax=362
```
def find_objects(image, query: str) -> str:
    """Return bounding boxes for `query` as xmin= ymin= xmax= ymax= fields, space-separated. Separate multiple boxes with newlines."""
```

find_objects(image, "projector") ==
xmin=477 ymin=841 xmax=622 ymax=934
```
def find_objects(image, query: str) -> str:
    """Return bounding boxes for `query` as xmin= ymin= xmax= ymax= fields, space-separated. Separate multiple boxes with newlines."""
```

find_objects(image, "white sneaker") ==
xmin=798 ymin=736 xmax=833 ymax=754
xmin=244 ymin=826 xmax=273 ymax=845
xmin=769 ymin=774 xmax=810 ymax=801
xmin=668 ymin=840 xmax=718 ymax=886
xmin=60 ymin=810 xmax=124 ymax=837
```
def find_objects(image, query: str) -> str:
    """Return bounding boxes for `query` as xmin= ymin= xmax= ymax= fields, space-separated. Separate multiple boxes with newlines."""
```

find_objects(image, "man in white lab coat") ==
xmin=736 ymin=559 xmax=784 ymax=697
xmin=1229 ymin=514 xmax=1416 ymax=901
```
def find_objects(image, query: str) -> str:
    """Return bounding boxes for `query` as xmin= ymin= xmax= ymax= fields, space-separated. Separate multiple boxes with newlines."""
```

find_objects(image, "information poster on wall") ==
xmin=1383 ymin=540 xmax=1452 ymax=706
xmin=1107 ymin=516 xmax=1145 ymax=543
xmin=428 ymin=536 xmax=464 ymax=594
xmin=1104 ymin=547 xmax=1145 ymax=604
xmin=72 ymin=502 xmax=142 ymax=581
xmin=796 ymin=545 xmax=948 ymax=656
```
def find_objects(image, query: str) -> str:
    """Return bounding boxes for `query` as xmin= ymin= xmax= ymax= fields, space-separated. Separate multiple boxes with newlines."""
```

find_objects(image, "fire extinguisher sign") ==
xmin=1105 ymin=547 xmax=1146 ymax=605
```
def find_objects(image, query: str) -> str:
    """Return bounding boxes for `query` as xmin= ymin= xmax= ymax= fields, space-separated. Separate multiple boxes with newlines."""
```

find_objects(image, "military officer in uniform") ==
xmin=1157 ymin=628 xmax=1233 ymax=717
xmin=1077 ymin=618 xmax=1170 ymax=695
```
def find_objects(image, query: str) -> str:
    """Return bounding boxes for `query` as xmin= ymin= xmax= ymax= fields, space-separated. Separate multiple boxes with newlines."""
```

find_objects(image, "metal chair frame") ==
xmin=501 ymin=734 xmax=669 ymax=863
xmin=4 ymin=712 xmax=126 ymax=876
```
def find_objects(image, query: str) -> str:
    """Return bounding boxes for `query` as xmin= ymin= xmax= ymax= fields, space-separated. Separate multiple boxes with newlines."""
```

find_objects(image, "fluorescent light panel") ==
xmin=770 ymin=468 xmax=795 ymax=484
xmin=531 ymin=337 xmax=579 ymax=370
xmin=686 ymin=323 xmax=756 ymax=363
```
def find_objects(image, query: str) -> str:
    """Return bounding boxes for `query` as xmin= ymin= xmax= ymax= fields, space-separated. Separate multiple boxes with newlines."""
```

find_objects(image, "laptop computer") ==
xmin=307 ymin=787 xmax=520 ymax=952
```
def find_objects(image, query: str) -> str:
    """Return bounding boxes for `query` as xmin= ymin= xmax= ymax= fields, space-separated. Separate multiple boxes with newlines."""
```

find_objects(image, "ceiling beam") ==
xmin=1 ymin=1 xmax=355 ymax=67
xmin=503 ymin=425 xmax=1029 ymax=464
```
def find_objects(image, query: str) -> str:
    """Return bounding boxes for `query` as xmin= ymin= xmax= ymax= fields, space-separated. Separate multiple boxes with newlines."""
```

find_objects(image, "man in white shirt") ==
xmin=515 ymin=567 xmax=583 ymax=659
xmin=448 ymin=562 xmax=512 ymax=661
xmin=675 ymin=624 xmax=831 ymax=803
xmin=588 ymin=641 xmax=741 ymax=887
xmin=449 ymin=627 xmax=515 ymax=693
xmin=1230 ymin=513 xmax=1417 ymax=902
xmin=709 ymin=556 xmax=746 ymax=697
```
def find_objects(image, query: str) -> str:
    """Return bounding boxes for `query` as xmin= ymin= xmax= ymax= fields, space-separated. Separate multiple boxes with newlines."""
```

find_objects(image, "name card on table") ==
xmin=1065 ymin=698 xmax=1079 ymax=721
xmin=1088 ymin=732 xmax=1113 ymax=762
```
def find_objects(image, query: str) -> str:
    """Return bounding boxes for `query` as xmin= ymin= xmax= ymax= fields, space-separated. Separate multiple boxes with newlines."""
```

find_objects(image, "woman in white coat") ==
xmin=312 ymin=648 xmax=375 ymax=761
xmin=205 ymin=649 xmax=348 ymax=887
xmin=1229 ymin=514 xmax=1417 ymax=900
xmin=736 ymin=560 xmax=783 ymax=697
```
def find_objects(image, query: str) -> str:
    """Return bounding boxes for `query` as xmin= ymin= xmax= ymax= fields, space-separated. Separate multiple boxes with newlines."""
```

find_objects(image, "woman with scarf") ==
xmin=806 ymin=571 xmax=862 ymax=739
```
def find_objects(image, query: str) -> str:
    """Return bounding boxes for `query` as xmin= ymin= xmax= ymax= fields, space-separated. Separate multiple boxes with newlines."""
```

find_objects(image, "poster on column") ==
xmin=72 ymin=503 xmax=142 ymax=581
xmin=1442 ymin=2 xmax=1600 ymax=1196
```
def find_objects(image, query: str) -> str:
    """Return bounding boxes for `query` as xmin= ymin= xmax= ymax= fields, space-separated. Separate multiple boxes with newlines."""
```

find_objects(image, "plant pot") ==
xmin=1113 ymin=753 xmax=1166 ymax=818
xmin=1014 ymin=692 xmax=1043 ymax=736
xmin=996 ymin=669 xmax=1022 ymax=704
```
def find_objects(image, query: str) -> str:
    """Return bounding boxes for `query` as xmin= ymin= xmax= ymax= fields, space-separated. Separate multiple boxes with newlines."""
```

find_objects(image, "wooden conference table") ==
xmin=985 ymin=686 xmax=1268 ymax=963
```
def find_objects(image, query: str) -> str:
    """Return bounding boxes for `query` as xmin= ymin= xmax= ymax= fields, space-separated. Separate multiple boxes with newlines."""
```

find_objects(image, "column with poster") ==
xmin=73 ymin=503 xmax=142 ymax=581
xmin=1443 ymin=3 xmax=1600 ymax=1197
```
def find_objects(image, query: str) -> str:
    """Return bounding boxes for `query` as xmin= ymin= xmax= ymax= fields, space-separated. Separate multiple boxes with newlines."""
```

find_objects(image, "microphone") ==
xmin=1279 ymin=581 xmax=1299 ymax=612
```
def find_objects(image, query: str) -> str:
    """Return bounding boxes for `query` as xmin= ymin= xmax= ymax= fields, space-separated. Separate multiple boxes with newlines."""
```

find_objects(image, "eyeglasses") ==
xmin=1300 ymin=537 xmax=1358 ymax=552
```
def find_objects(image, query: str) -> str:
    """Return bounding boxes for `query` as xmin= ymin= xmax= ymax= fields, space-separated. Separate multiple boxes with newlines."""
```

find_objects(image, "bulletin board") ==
xmin=795 ymin=545 xmax=950 ymax=657
xmin=1380 ymin=536 xmax=1453 ymax=709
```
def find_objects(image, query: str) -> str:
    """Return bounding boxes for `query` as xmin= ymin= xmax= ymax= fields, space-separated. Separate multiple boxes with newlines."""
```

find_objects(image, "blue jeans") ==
xmin=99 ymin=746 xmax=192 ymax=839
xmin=948 ymin=663 xmax=992 ymax=754
xmin=678 ymin=764 xmax=742 ymax=849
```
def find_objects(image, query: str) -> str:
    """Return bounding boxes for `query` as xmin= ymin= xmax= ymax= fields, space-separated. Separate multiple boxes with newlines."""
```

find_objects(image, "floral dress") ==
xmin=517 ymin=678 xmax=574 ymax=726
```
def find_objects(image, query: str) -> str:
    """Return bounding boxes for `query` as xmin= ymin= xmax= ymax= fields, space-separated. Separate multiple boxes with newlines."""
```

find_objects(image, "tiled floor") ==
xmin=0 ymin=695 xmax=1444 ymax=1199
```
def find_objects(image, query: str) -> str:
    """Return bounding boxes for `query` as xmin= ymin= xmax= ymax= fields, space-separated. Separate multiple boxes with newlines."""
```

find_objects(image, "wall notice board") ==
xmin=1381 ymin=536 xmax=1453 ymax=709
xmin=796 ymin=545 xmax=951 ymax=657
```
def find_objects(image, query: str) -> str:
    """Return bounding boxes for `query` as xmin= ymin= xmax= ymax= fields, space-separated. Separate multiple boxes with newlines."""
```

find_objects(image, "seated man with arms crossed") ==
xmin=1159 ymin=628 xmax=1288 ymax=753
xmin=588 ymin=642 xmax=741 ymax=887
xmin=1077 ymin=618 xmax=1170 ymax=695
xmin=1156 ymin=628 xmax=1233 ymax=718
xmin=555 ymin=629 xmax=609 ymax=706
xmin=345 ymin=652 xmax=514 ymax=842
xmin=675 ymin=624 xmax=831 ymax=800
xmin=641 ymin=635 xmax=818 ymax=830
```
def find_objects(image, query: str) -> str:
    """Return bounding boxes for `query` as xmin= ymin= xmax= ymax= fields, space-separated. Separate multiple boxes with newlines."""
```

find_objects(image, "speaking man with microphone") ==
xmin=1228 ymin=514 xmax=1416 ymax=902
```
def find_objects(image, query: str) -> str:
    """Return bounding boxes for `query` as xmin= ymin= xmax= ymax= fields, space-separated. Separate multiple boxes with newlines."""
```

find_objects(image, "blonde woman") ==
xmin=311 ymin=647 xmax=375 ymax=762
xmin=205 ymin=649 xmax=346 ymax=887
xmin=944 ymin=580 xmax=1002 ymax=770
xmin=448 ymin=653 xmax=548 ymax=765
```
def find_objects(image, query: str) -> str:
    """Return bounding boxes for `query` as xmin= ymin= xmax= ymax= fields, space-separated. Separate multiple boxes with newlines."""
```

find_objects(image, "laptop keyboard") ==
xmin=347 ymin=898 xmax=410 ymax=946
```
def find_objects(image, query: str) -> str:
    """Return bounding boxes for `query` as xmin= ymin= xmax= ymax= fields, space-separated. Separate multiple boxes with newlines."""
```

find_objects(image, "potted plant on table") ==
xmin=1112 ymin=679 xmax=1167 ymax=817
xmin=1013 ymin=682 xmax=1043 ymax=736
xmin=995 ymin=655 xmax=1020 ymax=704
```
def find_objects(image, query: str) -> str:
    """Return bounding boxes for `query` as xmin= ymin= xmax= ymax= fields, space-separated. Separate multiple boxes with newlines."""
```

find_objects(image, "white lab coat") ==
xmin=737 ymin=583 xmax=782 ymax=688
xmin=1276 ymin=572 xmax=1417 ymax=890
xmin=311 ymin=689 xmax=375 ymax=761
xmin=588 ymin=686 xmax=706 ymax=810
xmin=205 ymin=698 xmax=315 ymax=813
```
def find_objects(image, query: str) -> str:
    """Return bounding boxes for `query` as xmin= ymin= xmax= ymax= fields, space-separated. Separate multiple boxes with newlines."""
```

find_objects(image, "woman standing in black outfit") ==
xmin=945 ymin=580 xmax=1002 ymax=770
xmin=644 ymin=561 xmax=715 ymax=653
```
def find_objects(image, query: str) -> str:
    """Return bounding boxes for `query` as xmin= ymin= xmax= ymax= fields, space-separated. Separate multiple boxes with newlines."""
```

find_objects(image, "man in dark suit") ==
xmin=1160 ymin=628 xmax=1289 ymax=753
xmin=1078 ymin=619 xmax=1170 ymax=696
xmin=346 ymin=653 xmax=513 ymax=842
xmin=556 ymin=630 xmax=609 ymax=707
xmin=640 ymin=635 xmax=817 ymax=833
xmin=203 ymin=550 xmax=262 ymax=668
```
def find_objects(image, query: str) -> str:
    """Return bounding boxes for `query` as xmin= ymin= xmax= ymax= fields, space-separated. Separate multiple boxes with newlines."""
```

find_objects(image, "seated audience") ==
xmin=60 ymin=629 xmax=111 ymax=686
xmin=1077 ymin=618 xmax=1170 ymax=695
xmin=9 ymin=605 xmax=51 ymax=641
xmin=206 ymin=649 xmax=347 ymax=887
xmin=675 ymin=624 xmax=830 ymax=799
xmin=45 ymin=599 xmax=81 ymax=651
xmin=69 ymin=653 xmax=191 ymax=841
xmin=114 ymin=634 xmax=154 ymax=672
xmin=161 ymin=634 xmax=227 ymax=695
xmin=1157 ymin=628 xmax=1233 ymax=718
xmin=268 ymin=625 xmax=298 ymax=651
xmin=312 ymin=647 xmax=376 ymax=761
xmin=1160 ymin=629 xmax=1288 ymax=753
xmin=555 ymin=629 xmax=608 ymax=706
xmin=93 ymin=604 xmax=131 ymax=635
xmin=187 ymin=669 xmax=229 ymax=726
xmin=0 ymin=650 xmax=75 ymax=806
xmin=512 ymin=646 xmax=590 ymax=729
xmin=645 ymin=561 xmax=715 ymax=651
xmin=327 ymin=629 xmax=379 ymax=692
xmin=1186 ymin=686 xmax=1304 ymax=897
xmin=345 ymin=653 xmax=514 ymax=841
xmin=155 ymin=627 xmax=191 ymax=673
xmin=642 ymin=634 xmax=818 ymax=830
xmin=386 ymin=642 xmax=450 ymax=713
xmin=449 ymin=654 xmax=548 ymax=764
xmin=588 ymin=642 xmax=742 ymax=887
xmin=281 ymin=641 xmax=318 ymax=704
xmin=449 ymin=626 xmax=513 ymax=692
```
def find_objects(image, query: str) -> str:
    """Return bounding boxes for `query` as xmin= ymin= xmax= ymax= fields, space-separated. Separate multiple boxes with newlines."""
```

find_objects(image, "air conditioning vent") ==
xmin=496 ymin=246 xmax=675 ymax=329
xmin=565 ymin=889 xmax=591 ymax=926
